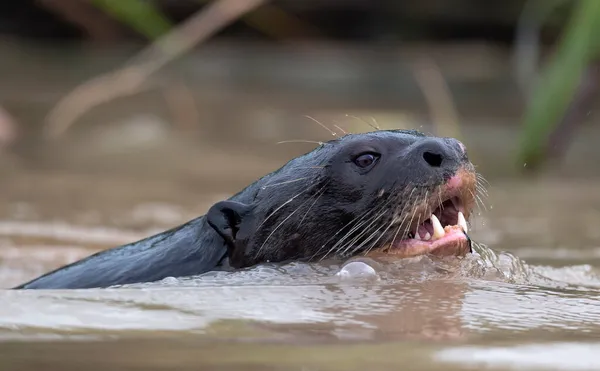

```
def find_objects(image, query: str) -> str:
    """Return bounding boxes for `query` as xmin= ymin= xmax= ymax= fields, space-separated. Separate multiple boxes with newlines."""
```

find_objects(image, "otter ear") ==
xmin=206 ymin=200 xmax=254 ymax=256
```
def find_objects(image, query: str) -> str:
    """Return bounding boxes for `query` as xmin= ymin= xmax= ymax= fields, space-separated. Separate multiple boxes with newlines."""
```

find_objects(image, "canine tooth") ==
xmin=430 ymin=214 xmax=445 ymax=239
xmin=415 ymin=231 xmax=421 ymax=240
xmin=423 ymin=232 xmax=431 ymax=241
xmin=458 ymin=211 xmax=468 ymax=233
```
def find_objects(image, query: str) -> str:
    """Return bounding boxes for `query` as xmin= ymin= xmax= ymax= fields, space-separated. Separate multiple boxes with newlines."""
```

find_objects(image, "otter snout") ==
xmin=407 ymin=137 xmax=467 ymax=175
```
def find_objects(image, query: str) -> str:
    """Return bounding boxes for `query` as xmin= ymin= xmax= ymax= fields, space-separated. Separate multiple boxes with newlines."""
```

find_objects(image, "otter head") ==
xmin=207 ymin=129 xmax=480 ymax=269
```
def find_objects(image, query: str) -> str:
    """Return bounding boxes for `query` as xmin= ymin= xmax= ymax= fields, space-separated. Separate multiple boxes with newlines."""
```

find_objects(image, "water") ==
xmin=2 ymin=137 xmax=600 ymax=371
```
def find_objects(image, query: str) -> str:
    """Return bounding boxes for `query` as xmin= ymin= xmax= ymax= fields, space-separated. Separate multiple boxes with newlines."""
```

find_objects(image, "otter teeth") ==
xmin=430 ymin=214 xmax=445 ymax=239
xmin=457 ymin=211 xmax=468 ymax=233
xmin=413 ymin=213 xmax=465 ymax=241
xmin=414 ymin=229 xmax=432 ymax=240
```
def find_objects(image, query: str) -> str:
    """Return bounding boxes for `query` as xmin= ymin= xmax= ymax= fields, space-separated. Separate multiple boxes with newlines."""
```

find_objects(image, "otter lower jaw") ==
xmin=383 ymin=197 xmax=471 ymax=258
xmin=388 ymin=225 xmax=470 ymax=258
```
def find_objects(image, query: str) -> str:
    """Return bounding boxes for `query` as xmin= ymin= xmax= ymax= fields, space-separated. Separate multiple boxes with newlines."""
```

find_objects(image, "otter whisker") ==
xmin=361 ymin=213 xmax=398 ymax=256
xmin=398 ymin=189 xmax=426 ymax=236
xmin=312 ymin=202 xmax=385 ymax=261
xmin=349 ymin=222 xmax=387 ymax=256
xmin=470 ymin=190 xmax=483 ymax=213
xmin=386 ymin=208 xmax=413 ymax=250
xmin=405 ymin=189 xmax=427 ymax=236
xmin=369 ymin=116 xmax=381 ymax=130
xmin=321 ymin=195 xmax=396 ymax=259
xmin=380 ymin=188 xmax=424 ymax=247
xmin=437 ymin=188 xmax=444 ymax=210
xmin=332 ymin=204 xmax=391 ymax=257
xmin=411 ymin=189 xmax=429 ymax=231
xmin=475 ymin=183 xmax=490 ymax=201
xmin=475 ymin=184 xmax=489 ymax=198
xmin=471 ymin=186 xmax=489 ymax=215
xmin=366 ymin=197 xmax=415 ymax=254
xmin=474 ymin=192 xmax=488 ymax=212
xmin=255 ymin=184 xmax=326 ymax=258
xmin=476 ymin=174 xmax=488 ymax=186
xmin=338 ymin=210 xmax=389 ymax=256
xmin=332 ymin=118 xmax=354 ymax=135
xmin=345 ymin=114 xmax=380 ymax=131
xmin=277 ymin=140 xmax=324 ymax=146
xmin=298 ymin=182 xmax=329 ymax=227
xmin=388 ymin=188 xmax=417 ymax=250
xmin=349 ymin=186 xmax=421 ymax=256
xmin=388 ymin=212 xmax=410 ymax=251
xmin=304 ymin=115 xmax=338 ymax=137
xmin=257 ymin=186 xmax=316 ymax=229
xmin=476 ymin=191 xmax=489 ymax=205
xmin=274 ymin=166 xmax=327 ymax=171
xmin=475 ymin=190 xmax=488 ymax=208
xmin=333 ymin=124 xmax=348 ymax=135
xmin=475 ymin=178 xmax=489 ymax=195
xmin=262 ymin=177 xmax=311 ymax=189
xmin=476 ymin=172 xmax=490 ymax=186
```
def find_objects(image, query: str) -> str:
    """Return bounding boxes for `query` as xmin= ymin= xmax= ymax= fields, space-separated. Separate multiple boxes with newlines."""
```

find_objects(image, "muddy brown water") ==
xmin=2 ymin=127 xmax=600 ymax=371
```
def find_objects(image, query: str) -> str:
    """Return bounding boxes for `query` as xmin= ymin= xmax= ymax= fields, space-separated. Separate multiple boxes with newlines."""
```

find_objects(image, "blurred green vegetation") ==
xmin=90 ymin=0 xmax=173 ymax=39
xmin=26 ymin=0 xmax=599 ymax=173
xmin=517 ymin=0 xmax=600 ymax=169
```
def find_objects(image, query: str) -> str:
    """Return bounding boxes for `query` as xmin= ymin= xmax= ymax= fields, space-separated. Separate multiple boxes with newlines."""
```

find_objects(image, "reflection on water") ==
xmin=2 ymin=141 xmax=600 ymax=370
xmin=3 ymin=251 xmax=599 ymax=339
xmin=437 ymin=343 xmax=600 ymax=371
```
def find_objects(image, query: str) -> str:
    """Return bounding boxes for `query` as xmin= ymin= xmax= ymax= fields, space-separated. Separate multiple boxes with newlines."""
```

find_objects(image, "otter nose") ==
xmin=411 ymin=138 xmax=458 ymax=170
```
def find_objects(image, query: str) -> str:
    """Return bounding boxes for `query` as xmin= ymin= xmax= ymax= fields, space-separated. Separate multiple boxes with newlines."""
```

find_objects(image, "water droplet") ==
xmin=336 ymin=261 xmax=378 ymax=280
xmin=160 ymin=276 xmax=179 ymax=285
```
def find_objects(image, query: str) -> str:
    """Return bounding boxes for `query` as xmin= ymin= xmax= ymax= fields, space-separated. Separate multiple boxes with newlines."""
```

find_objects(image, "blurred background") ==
xmin=0 ymin=0 xmax=599 ymax=177
xmin=1 ymin=0 xmax=600 ymax=287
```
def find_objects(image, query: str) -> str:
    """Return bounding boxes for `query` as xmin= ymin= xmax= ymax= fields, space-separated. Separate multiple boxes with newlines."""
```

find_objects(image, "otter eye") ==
xmin=353 ymin=153 xmax=379 ymax=168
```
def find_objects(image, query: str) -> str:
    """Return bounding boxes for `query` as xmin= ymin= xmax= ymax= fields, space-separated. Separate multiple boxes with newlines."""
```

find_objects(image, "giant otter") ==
xmin=15 ymin=129 xmax=478 ymax=289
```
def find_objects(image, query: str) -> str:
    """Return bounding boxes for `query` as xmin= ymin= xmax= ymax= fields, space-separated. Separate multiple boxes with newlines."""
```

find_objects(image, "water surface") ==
xmin=1 ymin=144 xmax=600 ymax=371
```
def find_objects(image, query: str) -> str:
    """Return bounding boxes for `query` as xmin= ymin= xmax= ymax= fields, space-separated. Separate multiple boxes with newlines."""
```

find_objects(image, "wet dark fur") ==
xmin=15 ymin=129 xmax=474 ymax=289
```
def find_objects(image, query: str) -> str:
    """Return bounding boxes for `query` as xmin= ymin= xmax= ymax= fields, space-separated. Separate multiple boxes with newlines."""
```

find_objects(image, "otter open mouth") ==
xmin=386 ymin=197 xmax=471 ymax=258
